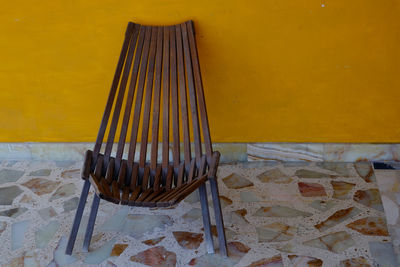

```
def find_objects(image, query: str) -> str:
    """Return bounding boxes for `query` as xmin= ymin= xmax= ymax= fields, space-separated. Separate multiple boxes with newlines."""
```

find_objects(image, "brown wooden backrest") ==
xmin=90 ymin=21 xmax=215 ymax=187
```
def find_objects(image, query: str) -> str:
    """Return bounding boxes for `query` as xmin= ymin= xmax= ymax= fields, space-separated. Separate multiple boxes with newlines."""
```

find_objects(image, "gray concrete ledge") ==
xmin=0 ymin=142 xmax=398 ymax=163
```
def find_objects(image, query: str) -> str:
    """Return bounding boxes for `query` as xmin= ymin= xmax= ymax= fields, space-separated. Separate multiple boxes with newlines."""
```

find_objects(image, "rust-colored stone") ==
xmin=142 ymin=236 xmax=165 ymax=246
xmin=346 ymin=217 xmax=389 ymax=236
xmin=61 ymin=169 xmax=80 ymax=179
xmin=110 ymin=244 xmax=128 ymax=257
xmin=233 ymin=208 xmax=249 ymax=223
xmin=353 ymin=189 xmax=384 ymax=211
xmin=227 ymin=241 xmax=251 ymax=259
xmin=173 ymin=231 xmax=204 ymax=249
xmin=308 ymin=259 xmax=323 ymax=267
xmin=235 ymin=209 xmax=247 ymax=217
xmin=315 ymin=207 xmax=361 ymax=232
xmin=130 ymin=246 xmax=176 ymax=267
xmin=246 ymin=255 xmax=283 ymax=267
xmin=298 ymin=182 xmax=327 ymax=197
xmin=219 ymin=195 xmax=233 ymax=207
xmin=331 ymin=181 xmax=355 ymax=199
xmin=22 ymin=178 xmax=60 ymax=196
xmin=288 ymin=255 xmax=323 ymax=267
xmin=354 ymin=161 xmax=376 ymax=183
xmin=340 ymin=256 xmax=371 ymax=267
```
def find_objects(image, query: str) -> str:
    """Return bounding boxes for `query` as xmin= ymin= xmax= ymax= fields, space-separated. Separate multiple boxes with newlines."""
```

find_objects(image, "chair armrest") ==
xmin=81 ymin=150 xmax=93 ymax=180
xmin=207 ymin=151 xmax=221 ymax=179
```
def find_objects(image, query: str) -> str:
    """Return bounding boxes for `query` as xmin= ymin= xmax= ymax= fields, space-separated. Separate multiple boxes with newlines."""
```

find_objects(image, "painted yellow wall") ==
xmin=1 ymin=0 xmax=400 ymax=142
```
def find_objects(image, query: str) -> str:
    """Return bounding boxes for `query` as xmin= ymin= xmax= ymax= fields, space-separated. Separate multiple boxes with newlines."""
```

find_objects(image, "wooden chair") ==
xmin=65 ymin=21 xmax=227 ymax=257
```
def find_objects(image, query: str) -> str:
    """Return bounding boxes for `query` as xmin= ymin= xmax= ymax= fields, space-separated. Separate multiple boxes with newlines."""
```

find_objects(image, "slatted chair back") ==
xmin=84 ymin=21 xmax=217 ymax=201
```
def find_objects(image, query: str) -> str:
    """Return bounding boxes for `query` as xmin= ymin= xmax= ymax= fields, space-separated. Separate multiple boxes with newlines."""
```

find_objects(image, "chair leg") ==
xmin=209 ymin=178 xmax=228 ymax=257
xmin=66 ymin=180 xmax=91 ymax=255
xmin=82 ymin=194 xmax=100 ymax=252
xmin=198 ymin=183 xmax=215 ymax=254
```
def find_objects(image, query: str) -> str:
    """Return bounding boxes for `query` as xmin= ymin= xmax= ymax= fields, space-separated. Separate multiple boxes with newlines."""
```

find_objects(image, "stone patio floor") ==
xmin=0 ymin=160 xmax=399 ymax=266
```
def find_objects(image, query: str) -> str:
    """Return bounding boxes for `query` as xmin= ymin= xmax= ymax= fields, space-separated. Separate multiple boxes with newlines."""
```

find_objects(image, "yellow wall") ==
xmin=1 ymin=0 xmax=400 ymax=142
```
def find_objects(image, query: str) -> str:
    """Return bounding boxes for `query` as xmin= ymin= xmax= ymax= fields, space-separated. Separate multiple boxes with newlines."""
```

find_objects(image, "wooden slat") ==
xmin=93 ymin=22 xmax=135 ymax=156
xmin=176 ymin=163 xmax=185 ymax=187
xmin=186 ymin=21 xmax=213 ymax=157
xmin=157 ymin=174 xmax=205 ymax=204
xmin=144 ymin=188 xmax=164 ymax=202
xmin=141 ymin=165 xmax=150 ymax=191
xmin=170 ymin=26 xmax=180 ymax=168
xmin=151 ymin=186 xmax=180 ymax=203
xmin=165 ymin=165 xmax=173 ymax=190
xmin=117 ymin=160 xmax=127 ymax=186
xmin=127 ymin=26 xmax=152 ymax=165
xmin=159 ymin=174 xmax=207 ymax=206
xmin=139 ymin=27 xmax=158 ymax=168
xmin=121 ymin=186 xmax=130 ymax=205
xmin=100 ymin=178 xmax=113 ymax=199
xmin=181 ymin=23 xmax=202 ymax=163
xmin=136 ymin=188 xmax=154 ymax=204
xmin=150 ymin=27 xmax=163 ymax=171
xmin=142 ymin=188 xmax=165 ymax=207
xmin=129 ymin=163 xmax=139 ymax=190
xmin=128 ymin=186 xmax=141 ymax=203
xmin=153 ymin=165 xmax=162 ymax=189
xmin=148 ymin=190 xmax=168 ymax=204
xmin=94 ymin=155 xmax=104 ymax=178
xmin=111 ymin=180 xmax=121 ymax=202
xmin=199 ymin=155 xmax=207 ymax=176
xmin=104 ymin=25 xmax=140 ymax=160
xmin=105 ymin=158 xmax=115 ymax=184
xmin=187 ymin=158 xmax=196 ymax=182
xmin=155 ymin=178 xmax=206 ymax=207
xmin=169 ymin=174 xmax=207 ymax=205
xmin=89 ymin=173 xmax=104 ymax=196
xmin=175 ymin=24 xmax=191 ymax=167
xmin=159 ymin=182 xmax=190 ymax=203
xmin=115 ymin=25 xmax=146 ymax=161
xmin=208 ymin=151 xmax=221 ymax=178
xmin=161 ymin=27 xmax=170 ymax=170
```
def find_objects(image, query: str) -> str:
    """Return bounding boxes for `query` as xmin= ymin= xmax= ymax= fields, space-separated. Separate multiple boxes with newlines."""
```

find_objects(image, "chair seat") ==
xmin=89 ymin=172 xmax=207 ymax=207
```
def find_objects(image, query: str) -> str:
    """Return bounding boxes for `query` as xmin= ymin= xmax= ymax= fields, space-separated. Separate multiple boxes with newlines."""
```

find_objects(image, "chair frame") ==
xmin=65 ymin=20 xmax=227 ymax=257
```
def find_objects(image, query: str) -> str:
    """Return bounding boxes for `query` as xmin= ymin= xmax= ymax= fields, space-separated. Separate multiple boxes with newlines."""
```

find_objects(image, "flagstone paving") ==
xmin=0 ymin=160 xmax=398 ymax=266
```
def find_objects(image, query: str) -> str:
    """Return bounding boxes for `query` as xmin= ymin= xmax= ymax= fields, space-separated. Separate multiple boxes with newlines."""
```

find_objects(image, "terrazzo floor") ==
xmin=0 ymin=160 xmax=398 ymax=267
xmin=373 ymin=165 xmax=400 ymax=266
